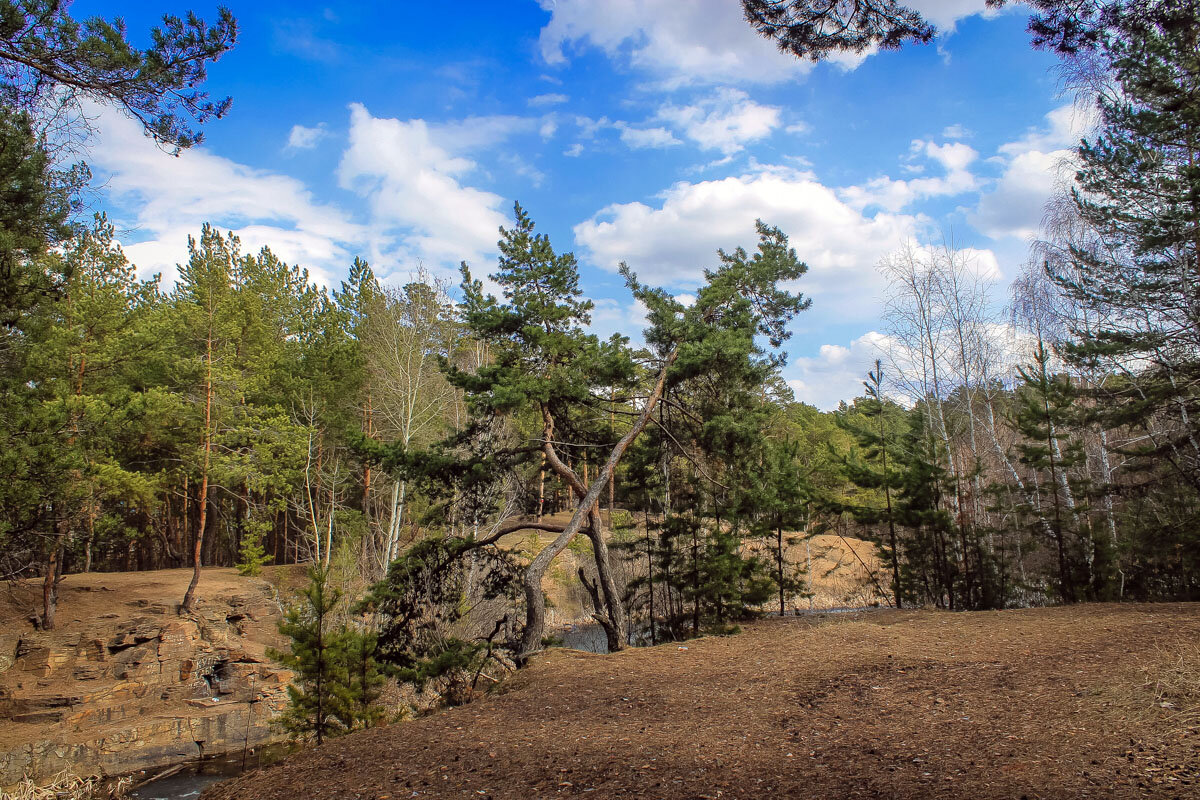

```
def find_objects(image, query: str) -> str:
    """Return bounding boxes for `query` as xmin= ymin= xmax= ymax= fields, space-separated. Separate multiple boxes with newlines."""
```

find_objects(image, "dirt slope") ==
xmin=205 ymin=603 xmax=1200 ymax=800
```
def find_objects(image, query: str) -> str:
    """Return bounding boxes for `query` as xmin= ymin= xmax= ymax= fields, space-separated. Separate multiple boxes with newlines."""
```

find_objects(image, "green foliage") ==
xmin=235 ymin=519 xmax=272 ymax=577
xmin=0 ymin=0 xmax=238 ymax=149
xmin=363 ymin=536 xmax=519 ymax=705
xmin=269 ymin=567 xmax=349 ymax=744
xmin=338 ymin=628 xmax=386 ymax=731
xmin=835 ymin=363 xmax=907 ymax=606
xmin=268 ymin=567 xmax=382 ymax=743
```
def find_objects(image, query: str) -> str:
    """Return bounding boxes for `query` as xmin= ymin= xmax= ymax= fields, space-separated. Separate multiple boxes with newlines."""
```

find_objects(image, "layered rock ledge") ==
xmin=0 ymin=568 xmax=292 ymax=786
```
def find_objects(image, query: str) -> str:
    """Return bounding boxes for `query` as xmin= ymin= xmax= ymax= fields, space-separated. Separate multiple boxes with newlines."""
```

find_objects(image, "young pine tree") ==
xmin=836 ymin=363 xmax=907 ymax=608
xmin=753 ymin=438 xmax=811 ymax=616
xmin=269 ymin=566 xmax=351 ymax=745
xmin=1012 ymin=341 xmax=1086 ymax=603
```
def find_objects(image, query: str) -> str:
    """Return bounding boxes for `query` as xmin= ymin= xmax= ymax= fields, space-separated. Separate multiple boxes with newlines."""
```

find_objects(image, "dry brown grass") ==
xmin=2 ymin=772 xmax=131 ymax=800
xmin=1144 ymin=642 xmax=1200 ymax=728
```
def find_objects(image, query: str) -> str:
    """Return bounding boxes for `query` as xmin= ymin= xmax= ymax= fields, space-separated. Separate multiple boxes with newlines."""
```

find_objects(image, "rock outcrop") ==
xmin=0 ymin=571 xmax=292 ymax=786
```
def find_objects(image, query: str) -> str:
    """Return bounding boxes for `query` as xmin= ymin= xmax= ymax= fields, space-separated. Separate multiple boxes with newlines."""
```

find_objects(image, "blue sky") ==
xmin=80 ymin=0 xmax=1085 ymax=408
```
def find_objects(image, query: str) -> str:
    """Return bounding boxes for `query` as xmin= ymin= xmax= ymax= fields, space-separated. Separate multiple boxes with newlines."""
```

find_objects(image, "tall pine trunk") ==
xmin=182 ymin=328 xmax=214 ymax=614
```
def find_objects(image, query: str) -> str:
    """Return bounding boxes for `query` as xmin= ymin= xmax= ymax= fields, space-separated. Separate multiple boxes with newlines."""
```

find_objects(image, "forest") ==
xmin=1 ymin=0 xmax=1199 ymax=744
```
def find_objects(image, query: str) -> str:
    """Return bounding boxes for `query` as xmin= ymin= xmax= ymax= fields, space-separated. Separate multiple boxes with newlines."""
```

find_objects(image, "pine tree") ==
xmin=752 ymin=438 xmax=810 ymax=616
xmin=337 ymin=628 xmax=386 ymax=731
xmin=175 ymin=226 xmax=238 ymax=612
xmin=894 ymin=406 xmax=959 ymax=608
xmin=235 ymin=521 xmax=272 ymax=577
xmin=1012 ymin=341 xmax=1086 ymax=603
xmin=836 ymin=364 xmax=908 ymax=607
xmin=449 ymin=203 xmax=638 ymax=653
xmin=1054 ymin=1 xmax=1200 ymax=491
xmin=269 ymin=566 xmax=351 ymax=745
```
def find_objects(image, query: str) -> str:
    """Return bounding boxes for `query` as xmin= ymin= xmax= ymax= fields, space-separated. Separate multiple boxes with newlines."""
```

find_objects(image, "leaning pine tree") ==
xmin=445 ymin=207 xmax=810 ymax=658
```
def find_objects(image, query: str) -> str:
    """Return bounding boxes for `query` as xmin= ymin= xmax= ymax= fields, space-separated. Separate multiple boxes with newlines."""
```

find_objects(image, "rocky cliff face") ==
xmin=0 ymin=569 xmax=293 ymax=786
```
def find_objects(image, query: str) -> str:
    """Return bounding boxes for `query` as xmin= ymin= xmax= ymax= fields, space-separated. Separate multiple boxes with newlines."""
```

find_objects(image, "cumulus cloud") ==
xmin=786 ymin=331 xmax=898 ymax=410
xmin=656 ymin=88 xmax=781 ymax=154
xmin=840 ymin=139 xmax=979 ymax=212
xmin=998 ymin=103 xmax=1094 ymax=156
xmin=907 ymin=0 xmax=994 ymax=30
xmin=973 ymin=150 xmax=1070 ymax=240
xmin=538 ymin=0 xmax=994 ymax=86
xmin=573 ymin=167 xmax=923 ymax=321
xmin=286 ymin=123 xmax=328 ymax=151
xmin=589 ymin=296 xmax=651 ymax=342
xmin=89 ymin=107 xmax=363 ymax=287
xmin=972 ymin=104 xmax=1094 ymax=240
xmin=537 ymin=0 xmax=810 ymax=86
xmin=338 ymin=103 xmax=511 ymax=272
xmin=787 ymin=314 xmax=1024 ymax=412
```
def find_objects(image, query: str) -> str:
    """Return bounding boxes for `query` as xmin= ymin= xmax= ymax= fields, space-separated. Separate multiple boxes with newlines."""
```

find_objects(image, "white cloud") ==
xmin=942 ymin=123 xmax=971 ymax=140
xmin=972 ymin=104 xmax=1093 ymax=240
xmin=787 ymin=312 xmax=1017 ymax=411
xmin=907 ymin=0 xmax=994 ymax=31
xmin=998 ymin=103 xmax=1094 ymax=156
xmin=616 ymin=123 xmax=682 ymax=149
xmin=787 ymin=331 xmax=898 ymax=410
xmin=574 ymin=115 xmax=611 ymax=139
xmin=90 ymin=107 xmax=363 ymax=287
xmin=286 ymin=123 xmax=328 ymax=151
xmin=589 ymin=296 xmax=651 ymax=342
xmin=528 ymin=92 xmax=569 ymax=107
xmin=973 ymin=149 xmax=1071 ymax=240
xmin=426 ymin=115 xmax=538 ymax=152
xmin=538 ymin=0 xmax=994 ymax=86
xmin=538 ymin=0 xmax=811 ymax=86
xmin=573 ymin=167 xmax=923 ymax=321
xmin=564 ymin=142 xmax=584 ymax=157
xmin=338 ymin=104 xmax=511 ymax=272
xmin=840 ymin=139 xmax=979 ymax=212
xmin=656 ymin=88 xmax=781 ymax=154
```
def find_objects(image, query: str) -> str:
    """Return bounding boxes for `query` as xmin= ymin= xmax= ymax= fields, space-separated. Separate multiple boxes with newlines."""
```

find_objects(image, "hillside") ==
xmin=503 ymin=514 xmax=887 ymax=623
xmin=205 ymin=603 xmax=1200 ymax=800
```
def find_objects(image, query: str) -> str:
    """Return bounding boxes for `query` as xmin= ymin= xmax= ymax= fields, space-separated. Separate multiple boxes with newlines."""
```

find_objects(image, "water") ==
xmin=127 ymin=747 xmax=290 ymax=800
xmin=557 ymin=623 xmax=610 ymax=653
xmin=554 ymin=609 xmax=882 ymax=654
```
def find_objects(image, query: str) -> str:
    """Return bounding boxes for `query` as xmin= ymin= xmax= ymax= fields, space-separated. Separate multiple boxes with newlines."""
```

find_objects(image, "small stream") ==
xmin=126 ymin=746 xmax=291 ymax=800
xmin=554 ymin=608 xmax=880 ymax=654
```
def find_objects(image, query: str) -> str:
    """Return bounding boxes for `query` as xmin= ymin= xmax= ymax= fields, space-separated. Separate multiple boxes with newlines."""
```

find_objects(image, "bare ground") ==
xmin=204 ymin=603 xmax=1200 ymax=800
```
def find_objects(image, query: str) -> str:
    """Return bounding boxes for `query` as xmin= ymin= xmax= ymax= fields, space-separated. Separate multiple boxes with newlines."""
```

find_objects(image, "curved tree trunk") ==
xmin=519 ymin=348 xmax=677 ymax=659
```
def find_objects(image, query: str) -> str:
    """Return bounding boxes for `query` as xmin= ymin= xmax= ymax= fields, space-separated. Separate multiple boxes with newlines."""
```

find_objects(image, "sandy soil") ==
xmin=204 ymin=603 xmax=1200 ymax=800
